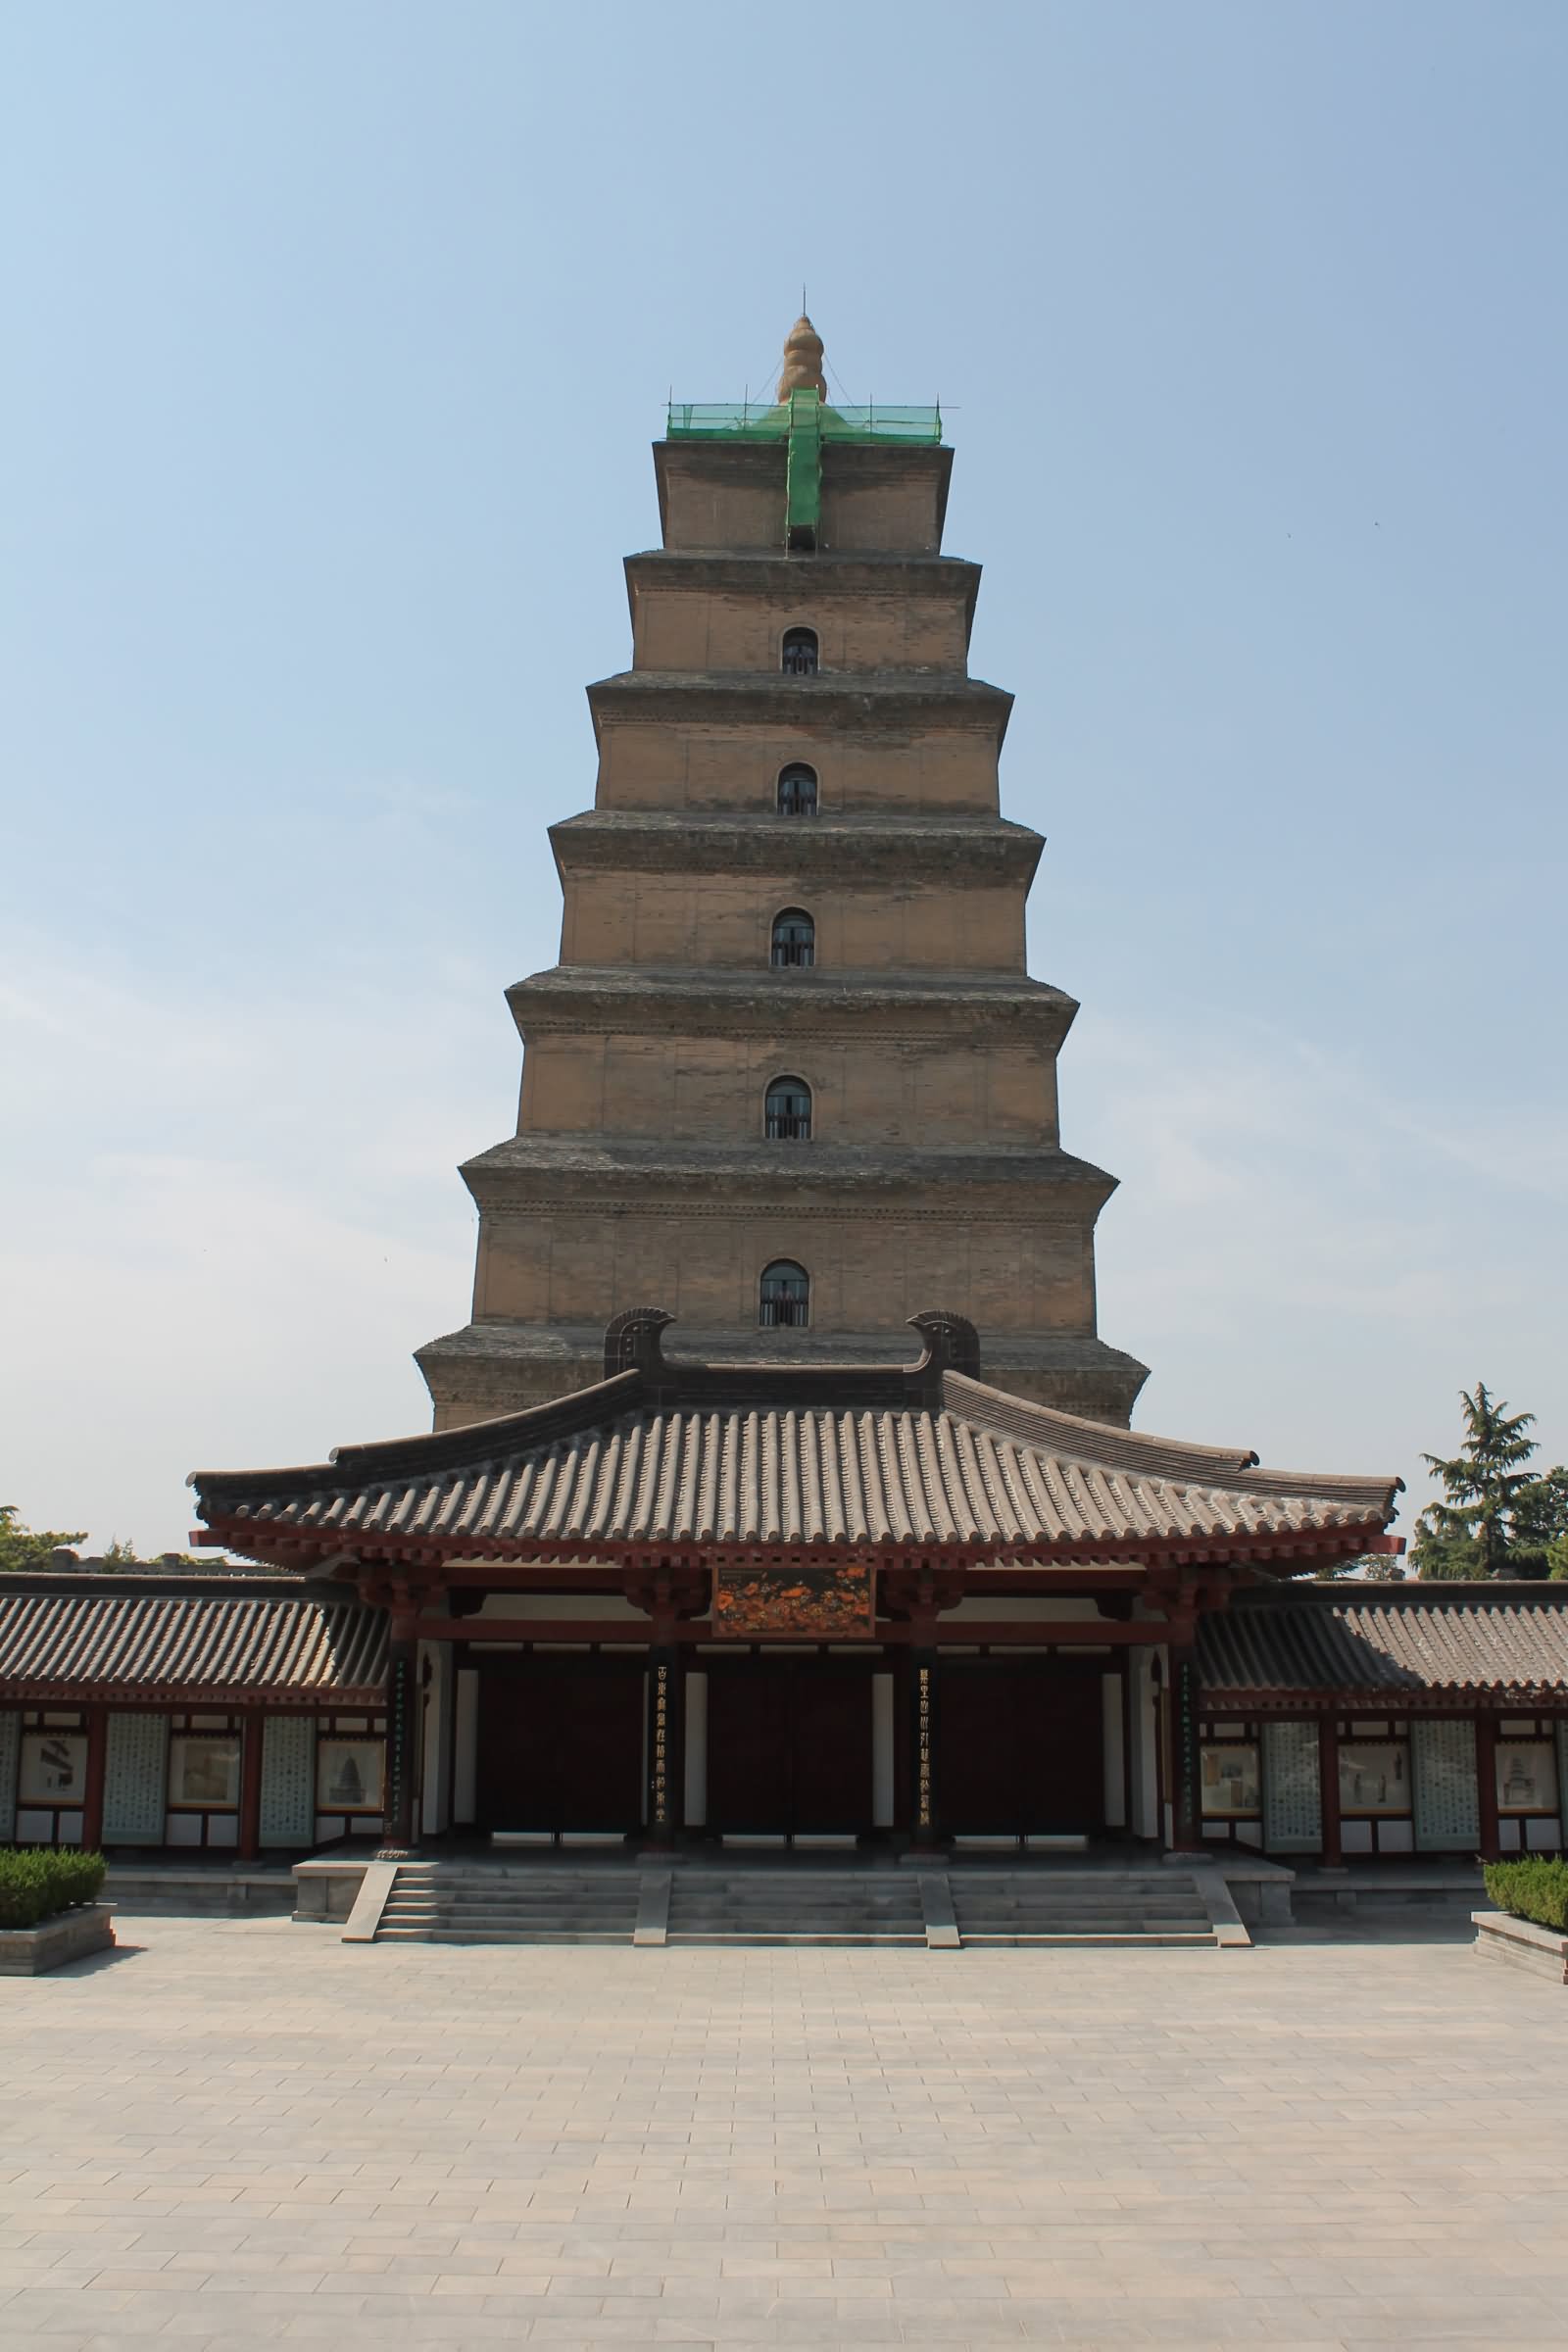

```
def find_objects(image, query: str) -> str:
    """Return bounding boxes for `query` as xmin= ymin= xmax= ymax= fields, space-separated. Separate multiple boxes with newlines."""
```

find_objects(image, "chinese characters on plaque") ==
xmin=651 ymin=1660 xmax=670 ymax=1828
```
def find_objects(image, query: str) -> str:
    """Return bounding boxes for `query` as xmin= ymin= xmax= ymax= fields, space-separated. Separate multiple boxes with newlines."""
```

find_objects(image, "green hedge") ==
xmin=0 ymin=1849 xmax=106 ymax=1930
xmin=1483 ymin=1857 xmax=1568 ymax=1933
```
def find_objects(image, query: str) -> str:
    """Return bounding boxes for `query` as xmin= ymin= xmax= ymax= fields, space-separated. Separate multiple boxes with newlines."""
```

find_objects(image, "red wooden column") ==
xmin=1476 ymin=1713 xmax=1501 ymax=1861
xmin=1317 ymin=1712 xmax=1343 ymax=1867
xmin=907 ymin=1646 xmax=940 ymax=1853
xmin=237 ymin=1712 xmax=265 ymax=1863
xmin=644 ymin=1647 xmax=683 ymax=1850
xmin=79 ymin=1706 xmax=108 ymax=1853
xmin=379 ymin=1622 xmax=421 ymax=1858
xmin=632 ymin=1568 xmax=699 ymax=1852
xmin=1166 ymin=1642 xmax=1204 ymax=1852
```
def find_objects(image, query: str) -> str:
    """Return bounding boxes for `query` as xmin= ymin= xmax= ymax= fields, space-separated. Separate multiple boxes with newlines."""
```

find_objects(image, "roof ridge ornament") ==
xmin=907 ymin=1309 xmax=981 ymax=1382
xmin=776 ymin=313 xmax=827 ymax=403
xmin=603 ymin=1307 xmax=675 ymax=1380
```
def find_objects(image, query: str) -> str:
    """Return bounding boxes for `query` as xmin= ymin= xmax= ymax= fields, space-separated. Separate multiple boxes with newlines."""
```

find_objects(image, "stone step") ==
xmin=379 ymin=1893 xmax=625 ymax=1907
xmin=376 ymin=1927 xmax=633 ymax=1944
xmin=368 ymin=1864 xmax=1225 ymax=1949
xmin=960 ymin=1931 xmax=1217 ymax=1947
xmin=667 ymin=1933 xmax=929 ymax=1947
xmin=381 ymin=1900 xmax=637 ymax=1918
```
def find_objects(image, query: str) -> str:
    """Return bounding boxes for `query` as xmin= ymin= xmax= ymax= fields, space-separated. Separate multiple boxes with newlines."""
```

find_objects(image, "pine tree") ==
xmin=0 ymin=1504 xmax=87 ymax=1572
xmin=1417 ymin=1385 xmax=1541 ymax=1578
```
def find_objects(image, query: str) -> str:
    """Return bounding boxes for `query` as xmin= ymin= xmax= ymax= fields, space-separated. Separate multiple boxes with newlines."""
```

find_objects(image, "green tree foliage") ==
xmin=1512 ymin=1466 xmax=1568 ymax=1572
xmin=1313 ymin=1554 xmax=1405 ymax=1582
xmin=0 ymin=1512 xmax=216 ymax=1574
xmin=0 ymin=1504 xmax=86 ymax=1573
xmin=1414 ymin=1386 xmax=1568 ymax=1579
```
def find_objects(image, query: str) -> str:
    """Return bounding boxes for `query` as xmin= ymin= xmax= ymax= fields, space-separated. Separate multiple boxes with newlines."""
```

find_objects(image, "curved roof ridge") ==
xmin=190 ymin=1367 xmax=647 ymax=1507
xmin=939 ymin=1371 xmax=1259 ymax=1474
xmin=939 ymin=1371 xmax=1400 ymax=1508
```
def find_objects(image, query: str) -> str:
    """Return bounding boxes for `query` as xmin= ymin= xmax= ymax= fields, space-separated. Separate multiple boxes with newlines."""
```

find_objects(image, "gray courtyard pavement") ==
xmin=2 ymin=1916 xmax=1566 ymax=2350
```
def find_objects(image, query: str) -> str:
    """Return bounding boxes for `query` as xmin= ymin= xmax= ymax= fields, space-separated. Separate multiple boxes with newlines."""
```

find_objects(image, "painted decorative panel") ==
xmin=1412 ymin=1718 xmax=1479 ymax=1850
xmin=1262 ymin=1721 xmax=1320 ymax=1850
xmin=713 ymin=1559 xmax=873 ymax=1638
xmin=260 ymin=1715 xmax=316 ymax=1846
xmin=103 ymin=1712 xmax=170 ymax=1842
xmin=0 ymin=1710 xmax=19 ymax=1842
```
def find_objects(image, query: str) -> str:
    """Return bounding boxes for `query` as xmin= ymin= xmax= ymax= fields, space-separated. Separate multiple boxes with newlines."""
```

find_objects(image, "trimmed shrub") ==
xmin=1484 ymin=1857 xmax=1568 ymax=1933
xmin=0 ymin=1849 xmax=106 ymax=1930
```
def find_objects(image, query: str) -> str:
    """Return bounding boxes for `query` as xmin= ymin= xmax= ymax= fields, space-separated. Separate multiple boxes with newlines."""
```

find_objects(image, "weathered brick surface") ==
xmin=420 ymin=426 xmax=1148 ymax=1428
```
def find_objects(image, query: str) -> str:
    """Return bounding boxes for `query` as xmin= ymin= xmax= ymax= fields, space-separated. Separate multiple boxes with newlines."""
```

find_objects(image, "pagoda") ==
xmin=417 ymin=317 xmax=1149 ymax=1428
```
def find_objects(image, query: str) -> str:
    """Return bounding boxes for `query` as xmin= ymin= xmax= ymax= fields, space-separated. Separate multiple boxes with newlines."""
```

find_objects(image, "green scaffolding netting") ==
xmin=665 ymin=400 xmax=943 ymax=446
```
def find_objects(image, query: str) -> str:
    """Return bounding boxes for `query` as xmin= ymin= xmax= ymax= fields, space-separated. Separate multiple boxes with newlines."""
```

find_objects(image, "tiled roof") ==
xmin=191 ymin=1321 xmax=1399 ymax=1570
xmin=0 ymin=1580 xmax=387 ymax=1702
xmin=1199 ymin=1588 xmax=1568 ymax=1698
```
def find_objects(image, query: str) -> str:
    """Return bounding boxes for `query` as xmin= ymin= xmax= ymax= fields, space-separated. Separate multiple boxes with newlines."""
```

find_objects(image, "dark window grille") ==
xmin=764 ymin=1078 xmax=812 ymax=1141
xmin=781 ymin=628 xmax=818 ymax=677
xmin=770 ymin=908 xmax=815 ymax=967
xmin=776 ymin=763 xmax=818 ymax=815
xmin=760 ymin=1260 xmax=809 ymax=1328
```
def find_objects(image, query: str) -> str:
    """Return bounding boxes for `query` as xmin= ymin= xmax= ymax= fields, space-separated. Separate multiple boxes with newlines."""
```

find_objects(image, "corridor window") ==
xmin=776 ymin=762 xmax=818 ymax=815
xmin=764 ymin=1077 xmax=812 ymax=1141
xmin=770 ymin=908 xmax=814 ymax=967
xmin=781 ymin=627 xmax=818 ymax=677
xmin=760 ymin=1260 xmax=809 ymax=1328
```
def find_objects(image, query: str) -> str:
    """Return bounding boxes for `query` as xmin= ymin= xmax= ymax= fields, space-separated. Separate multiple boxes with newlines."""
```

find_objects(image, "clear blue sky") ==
xmin=3 ymin=3 xmax=1564 ymax=1552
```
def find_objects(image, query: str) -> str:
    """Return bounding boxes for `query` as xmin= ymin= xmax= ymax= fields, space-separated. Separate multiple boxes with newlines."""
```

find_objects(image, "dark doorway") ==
xmin=936 ymin=1658 xmax=1105 ymax=1836
xmin=706 ymin=1656 xmax=873 ymax=1835
xmin=474 ymin=1652 xmax=645 ymax=1835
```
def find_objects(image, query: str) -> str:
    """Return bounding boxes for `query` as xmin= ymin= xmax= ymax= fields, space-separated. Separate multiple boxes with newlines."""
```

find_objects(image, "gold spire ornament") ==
xmin=776 ymin=315 xmax=827 ymax=402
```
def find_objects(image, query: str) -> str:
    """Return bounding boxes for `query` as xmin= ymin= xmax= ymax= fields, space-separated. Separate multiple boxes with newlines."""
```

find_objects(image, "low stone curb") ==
xmin=1473 ymin=1908 xmax=1568 ymax=1984
xmin=0 ymin=1901 xmax=117 ymax=1977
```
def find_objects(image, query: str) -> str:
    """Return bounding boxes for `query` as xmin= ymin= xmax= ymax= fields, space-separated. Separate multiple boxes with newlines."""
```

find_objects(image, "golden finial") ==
xmin=776 ymin=313 xmax=827 ymax=402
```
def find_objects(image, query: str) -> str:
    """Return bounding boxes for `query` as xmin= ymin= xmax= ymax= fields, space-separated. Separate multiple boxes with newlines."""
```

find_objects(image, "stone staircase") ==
xmin=363 ymin=1861 xmax=1233 ymax=1949
xmin=373 ymin=1864 xmax=640 ymax=1944
xmin=950 ymin=1870 xmax=1216 ymax=1945
xmin=664 ymin=1870 xmax=925 ymax=1945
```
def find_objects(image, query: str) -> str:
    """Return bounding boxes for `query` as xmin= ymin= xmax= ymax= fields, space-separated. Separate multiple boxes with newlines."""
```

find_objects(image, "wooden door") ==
xmin=474 ymin=1653 xmax=644 ymax=1834
xmin=706 ymin=1657 xmax=873 ymax=1835
xmin=937 ymin=1659 xmax=1104 ymax=1836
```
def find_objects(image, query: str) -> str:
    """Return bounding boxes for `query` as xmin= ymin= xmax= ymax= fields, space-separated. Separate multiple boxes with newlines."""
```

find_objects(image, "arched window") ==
xmin=760 ymin=1259 xmax=809 ymax=1329
xmin=770 ymin=907 xmax=814 ymax=968
xmin=764 ymin=1076 xmax=812 ymax=1142
xmin=776 ymin=762 xmax=818 ymax=815
xmin=781 ymin=627 xmax=818 ymax=677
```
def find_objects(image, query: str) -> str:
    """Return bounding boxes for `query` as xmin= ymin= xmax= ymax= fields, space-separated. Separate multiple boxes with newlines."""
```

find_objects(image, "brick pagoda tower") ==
xmin=418 ymin=318 xmax=1148 ymax=1428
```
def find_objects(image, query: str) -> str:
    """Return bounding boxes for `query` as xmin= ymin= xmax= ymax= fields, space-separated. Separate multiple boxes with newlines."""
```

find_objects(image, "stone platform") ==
xmin=1 ymin=1911 xmax=1565 ymax=2345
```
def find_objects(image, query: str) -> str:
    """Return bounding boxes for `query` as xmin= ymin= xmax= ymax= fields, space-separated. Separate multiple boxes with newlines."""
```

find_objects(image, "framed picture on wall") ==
xmin=1338 ymin=1740 xmax=1410 ymax=1814
xmin=18 ymin=1732 xmax=87 ymax=1805
xmin=1496 ymin=1741 xmax=1557 ymax=1813
xmin=1201 ymin=1744 xmax=1260 ymax=1815
xmin=168 ymin=1735 xmax=241 ymax=1809
xmin=317 ymin=1740 xmax=384 ymax=1813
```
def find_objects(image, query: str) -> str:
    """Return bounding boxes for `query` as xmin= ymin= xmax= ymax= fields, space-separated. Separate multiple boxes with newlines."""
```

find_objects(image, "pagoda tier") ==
xmin=419 ymin=320 xmax=1149 ymax=1430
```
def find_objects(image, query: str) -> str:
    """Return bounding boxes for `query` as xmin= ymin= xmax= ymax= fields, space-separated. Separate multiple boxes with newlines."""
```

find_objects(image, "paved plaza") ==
xmin=2 ymin=1918 xmax=1567 ymax=2348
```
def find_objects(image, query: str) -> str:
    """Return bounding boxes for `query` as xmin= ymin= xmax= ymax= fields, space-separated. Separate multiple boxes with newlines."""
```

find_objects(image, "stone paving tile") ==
xmin=1 ymin=1917 xmax=1566 ymax=2347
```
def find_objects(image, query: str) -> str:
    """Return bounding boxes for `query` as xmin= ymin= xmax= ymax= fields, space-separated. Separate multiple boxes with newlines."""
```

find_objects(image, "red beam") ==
xmin=420 ymin=1616 xmax=1161 ymax=1647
